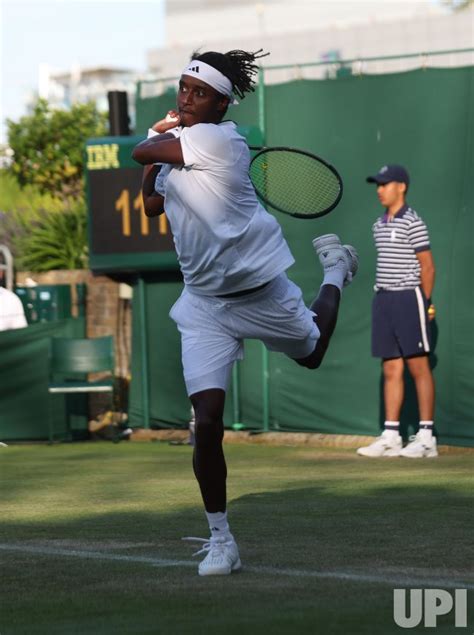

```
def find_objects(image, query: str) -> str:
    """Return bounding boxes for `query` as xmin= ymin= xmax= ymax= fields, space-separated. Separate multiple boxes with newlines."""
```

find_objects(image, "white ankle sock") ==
xmin=418 ymin=421 xmax=433 ymax=438
xmin=384 ymin=421 xmax=400 ymax=437
xmin=206 ymin=511 xmax=230 ymax=539
xmin=322 ymin=264 xmax=346 ymax=291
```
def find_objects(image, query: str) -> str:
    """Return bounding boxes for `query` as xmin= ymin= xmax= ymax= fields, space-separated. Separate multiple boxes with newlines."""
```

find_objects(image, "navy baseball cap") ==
xmin=366 ymin=164 xmax=410 ymax=185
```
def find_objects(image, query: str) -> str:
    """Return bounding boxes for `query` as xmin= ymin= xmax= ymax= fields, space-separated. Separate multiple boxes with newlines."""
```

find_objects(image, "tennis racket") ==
xmin=249 ymin=146 xmax=343 ymax=219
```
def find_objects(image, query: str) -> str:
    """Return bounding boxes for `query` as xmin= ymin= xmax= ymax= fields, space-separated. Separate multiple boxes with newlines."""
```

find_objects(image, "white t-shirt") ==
xmin=160 ymin=121 xmax=295 ymax=296
xmin=0 ymin=287 xmax=28 ymax=331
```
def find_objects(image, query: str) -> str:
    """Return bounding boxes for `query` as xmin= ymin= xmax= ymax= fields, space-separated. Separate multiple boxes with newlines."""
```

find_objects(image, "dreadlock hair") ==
xmin=190 ymin=49 xmax=269 ymax=100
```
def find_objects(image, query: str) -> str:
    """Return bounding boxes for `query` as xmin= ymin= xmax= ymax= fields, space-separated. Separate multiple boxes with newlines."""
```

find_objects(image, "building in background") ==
xmin=18 ymin=2 xmax=472 ymax=130
xmin=25 ymin=2 xmax=474 ymax=125
xmin=144 ymin=0 xmax=473 ymax=91
xmin=34 ymin=65 xmax=143 ymax=130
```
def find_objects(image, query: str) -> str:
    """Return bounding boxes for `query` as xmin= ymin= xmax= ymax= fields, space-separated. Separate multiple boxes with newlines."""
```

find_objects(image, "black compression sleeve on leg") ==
xmin=190 ymin=389 xmax=228 ymax=513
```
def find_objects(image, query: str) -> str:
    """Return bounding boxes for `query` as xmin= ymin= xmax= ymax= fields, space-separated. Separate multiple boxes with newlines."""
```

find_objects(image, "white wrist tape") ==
xmin=146 ymin=126 xmax=182 ymax=165
xmin=147 ymin=126 xmax=182 ymax=139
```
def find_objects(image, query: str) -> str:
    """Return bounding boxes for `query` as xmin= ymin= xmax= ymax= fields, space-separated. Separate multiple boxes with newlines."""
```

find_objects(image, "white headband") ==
xmin=182 ymin=60 xmax=239 ymax=105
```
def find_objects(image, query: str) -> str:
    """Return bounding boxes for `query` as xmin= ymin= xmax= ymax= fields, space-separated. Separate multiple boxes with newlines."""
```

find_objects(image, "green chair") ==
xmin=48 ymin=336 xmax=115 ymax=443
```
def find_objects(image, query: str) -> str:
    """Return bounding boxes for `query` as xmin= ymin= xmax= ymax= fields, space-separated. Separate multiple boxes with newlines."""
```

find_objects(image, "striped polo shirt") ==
xmin=372 ymin=204 xmax=430 ymax=291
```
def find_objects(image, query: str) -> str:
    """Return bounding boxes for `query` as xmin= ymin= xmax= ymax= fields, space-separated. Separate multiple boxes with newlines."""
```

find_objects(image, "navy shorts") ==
xmin=372 ymin=288 xmax=431 ymax=359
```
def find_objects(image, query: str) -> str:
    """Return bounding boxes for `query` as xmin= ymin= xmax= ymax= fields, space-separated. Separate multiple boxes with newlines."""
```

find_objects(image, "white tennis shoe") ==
xmin=399 ymin=433 xmax=438 ymax=458
xmin=357 ymin=430 xmax=402 ymax=457
xmin=183 ymin=535 xmax=242 ymax=576
xmin=312 ymin=234 xmax=359 ymax=286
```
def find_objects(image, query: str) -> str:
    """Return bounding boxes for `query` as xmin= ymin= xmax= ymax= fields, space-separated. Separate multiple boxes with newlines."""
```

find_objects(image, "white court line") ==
xmin=249 ymin=565 xmax=474 ymax=589
xmin=0 ymin=543 xmax=473 ymax=589
xmin=0 ymin=544 xmax=192 ymax=568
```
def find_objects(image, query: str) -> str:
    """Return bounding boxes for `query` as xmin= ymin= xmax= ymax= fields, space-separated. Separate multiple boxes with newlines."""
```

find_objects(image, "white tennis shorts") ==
xmin=169 ymin=273 xmax=319 ymax=395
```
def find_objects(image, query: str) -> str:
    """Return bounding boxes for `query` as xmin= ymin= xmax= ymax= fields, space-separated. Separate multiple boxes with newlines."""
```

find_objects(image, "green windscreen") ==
xmin=130 ymin=67 xmax=473 ymax=446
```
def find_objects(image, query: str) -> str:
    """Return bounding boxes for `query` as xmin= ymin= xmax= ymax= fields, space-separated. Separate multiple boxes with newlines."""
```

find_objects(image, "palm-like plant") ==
xmin=15 ymin=202 xmax=88 ymax=272
xmin=0 ymin=172 xmax=88 ymax=272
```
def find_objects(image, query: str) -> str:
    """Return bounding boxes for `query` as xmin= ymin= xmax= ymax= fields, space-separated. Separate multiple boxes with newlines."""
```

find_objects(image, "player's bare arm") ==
xmin=141 ymin=164 xmax=164 ymax=217
xmin=133 ymin=110 xmax=183 ymax=213
xmin=132 ymin=134 xmax=184 ymax=165
xmin=132 ymin=110 xmax=184 ymax=165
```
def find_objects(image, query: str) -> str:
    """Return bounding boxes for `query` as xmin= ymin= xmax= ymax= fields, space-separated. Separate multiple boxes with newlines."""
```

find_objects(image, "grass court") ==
xmin=1 ymin=441 xmax=473 ymax=634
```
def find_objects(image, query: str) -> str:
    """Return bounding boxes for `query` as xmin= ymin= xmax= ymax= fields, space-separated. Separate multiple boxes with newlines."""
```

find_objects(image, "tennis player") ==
xmin=132 ymin=49 xmax=358 ymax=576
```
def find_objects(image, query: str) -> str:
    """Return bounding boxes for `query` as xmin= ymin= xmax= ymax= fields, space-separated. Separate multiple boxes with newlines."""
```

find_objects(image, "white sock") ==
xmin=322 ymin=264 xmax=346 ymax=291
xmin=418 ymin=421 xmax=433 ymax=439
xmin=205 ymin=511 xmax=231 ymax=540
xmin=384 ymin=421 xmax=400 ymax=437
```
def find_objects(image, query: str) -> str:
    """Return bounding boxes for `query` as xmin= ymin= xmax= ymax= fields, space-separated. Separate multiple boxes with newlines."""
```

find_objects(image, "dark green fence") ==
xmin=129 ymin=65 xmax=473 ymax=446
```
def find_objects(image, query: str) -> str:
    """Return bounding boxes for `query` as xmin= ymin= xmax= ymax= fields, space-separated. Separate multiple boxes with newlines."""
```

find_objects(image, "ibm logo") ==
xmin=393 ymin=589 xmax=468 ymax=628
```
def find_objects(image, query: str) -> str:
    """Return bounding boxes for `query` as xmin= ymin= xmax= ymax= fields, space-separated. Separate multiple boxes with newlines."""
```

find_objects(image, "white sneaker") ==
xmin=357 ymin=431 xmax=402 ymax=457
xmin=312 ymin=234 xmax=359 ymax=286
xmin=183 ymin=536 xmax=242 ymax=576
xmin=400 ymin=433 xmax=438 ymax=458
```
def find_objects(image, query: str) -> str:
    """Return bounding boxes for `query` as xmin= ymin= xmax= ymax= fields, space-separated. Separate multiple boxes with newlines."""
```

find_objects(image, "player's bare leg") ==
xmin=190 ymin=389 xmax=227 ymax=513
xmin=186 ymin=388 xmax=241 ymax=575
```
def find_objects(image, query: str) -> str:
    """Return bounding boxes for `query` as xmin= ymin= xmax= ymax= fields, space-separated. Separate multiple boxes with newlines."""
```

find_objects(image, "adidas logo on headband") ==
xmin=183 ymin=59 xmax=238 ymax=104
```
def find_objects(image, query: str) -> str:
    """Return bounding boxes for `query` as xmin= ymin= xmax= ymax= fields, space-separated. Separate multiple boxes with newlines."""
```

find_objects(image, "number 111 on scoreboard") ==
xmin=115 ymin=188 xmax=168 ymax=237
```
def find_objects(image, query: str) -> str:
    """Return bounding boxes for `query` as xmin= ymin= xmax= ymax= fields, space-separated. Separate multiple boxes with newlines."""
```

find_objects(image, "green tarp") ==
xmin=129 ymin=67 xmax=474 ymax=445
xmin=0 ymin=318 xmax=86 ymax=440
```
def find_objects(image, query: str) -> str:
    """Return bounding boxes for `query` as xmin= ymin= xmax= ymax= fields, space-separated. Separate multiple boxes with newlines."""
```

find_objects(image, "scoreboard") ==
xmin=86 ymin=135 xmax=178 ymax=273
xmin=86 ymin=126 xmax=263 ymax=273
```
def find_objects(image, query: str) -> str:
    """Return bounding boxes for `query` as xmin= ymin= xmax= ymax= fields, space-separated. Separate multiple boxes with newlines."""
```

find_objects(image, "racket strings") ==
xmin=250 ymin=151 xmax=341 ymax=216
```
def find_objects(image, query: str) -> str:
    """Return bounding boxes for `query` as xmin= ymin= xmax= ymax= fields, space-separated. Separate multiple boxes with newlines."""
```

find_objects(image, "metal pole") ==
xmin=137 ymin=48 xmax=474 ymax=95
xmin=231 ymin=364 xmax=242 ymax=429
xmin=257 ymin=66 xmax=270 ymax=433
xmin=258 ymin=67 xmax=265 ymax=137
xmin=262 ymin=345 xmax=270 ymax=432
xmin=257 ymin=47 xmax=474 ymax=73
xmin=138 ymin=276 xmax=150 ymax=429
